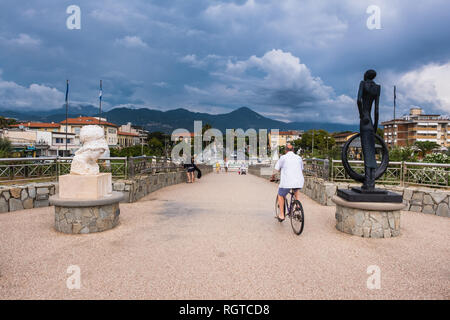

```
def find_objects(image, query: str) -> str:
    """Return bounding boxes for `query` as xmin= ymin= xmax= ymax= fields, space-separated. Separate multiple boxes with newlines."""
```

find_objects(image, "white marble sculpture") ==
xmin=70 ymin=125 xmax=109 ymax=175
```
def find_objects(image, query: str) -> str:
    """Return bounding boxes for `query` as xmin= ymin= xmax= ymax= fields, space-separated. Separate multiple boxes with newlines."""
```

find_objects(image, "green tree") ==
xmin=202 ymin=123 xmax=212 ymax=135
xmin=148 ymin=137 xmax=163 ymax=149
xmin=300 ymin=129 xmax=335 ymax=158
xmin=147 ymin=131 xmax=168 ymax=141
xmin=389 ymin=146 xmax=418 ymax=162
xmin=0 ymin=137 xmax=12 ymax=158
xmin=328 ymin=145 xmax=342 ymax=160
xmin=376 ymin=127 xmax=384 ymax=138
xmin=0 ymin=116 xmax=17 ymax=128
xmin=414 ymin=141 xmax=439 ymax=158
xmin=146 ymin=131 xmax=172 ymax=156
xmin=110 ymin=137 xmax=166 ymax=157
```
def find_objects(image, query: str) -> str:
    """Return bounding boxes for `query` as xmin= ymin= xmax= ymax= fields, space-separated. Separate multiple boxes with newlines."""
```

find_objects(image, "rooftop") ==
xmin=11 ymin=122 xmax=60 ymax=128
xmin=278 ymin=131 xmax=302 ymax=135
xmin=382 ymin=107 xmax=450 ymax=125
xmin=60 ymin=116 xmax=118 ymax=127
xmin=118 ymin=131 xmax=139 ymax=137
xmin=333 ymin=131 xmax=357 ymax=139
xmin=176 ymin=132 xmax=195 ymax=137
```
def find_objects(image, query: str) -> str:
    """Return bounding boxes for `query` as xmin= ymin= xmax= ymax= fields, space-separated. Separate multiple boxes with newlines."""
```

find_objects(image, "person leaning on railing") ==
xmin=183 ymin=157 xmax=196 ymax=183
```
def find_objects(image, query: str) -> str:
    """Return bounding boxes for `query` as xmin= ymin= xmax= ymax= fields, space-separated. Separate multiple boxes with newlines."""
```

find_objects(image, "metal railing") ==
xmin=127 ymin=156 xmax=182 ymax=177
xmin=0 ymin=156 xmax=127 ymax=183
xmin=247 ymin=158 xmax=330 ymax=180
xmin=303 ymin=158 xmax=330 ymax=180
xmin=260 ymin=158 xmax=449 ymax=188
xmin=331 ymin=160 xmax=450 ymax=188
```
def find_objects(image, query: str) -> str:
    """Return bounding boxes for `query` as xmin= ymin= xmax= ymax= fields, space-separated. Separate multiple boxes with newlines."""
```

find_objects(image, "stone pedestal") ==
xmin=59 ymin=173 xmax=112 ymax=200
xmin=50 ymin=192 xmax=123 ymax=234
xmin=332 ymin=196 xmax=405 ymax=238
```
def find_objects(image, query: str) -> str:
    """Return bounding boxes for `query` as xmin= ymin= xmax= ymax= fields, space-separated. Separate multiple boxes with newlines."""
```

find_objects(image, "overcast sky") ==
xmin=0 ymin=0 xmax=449 ymax=124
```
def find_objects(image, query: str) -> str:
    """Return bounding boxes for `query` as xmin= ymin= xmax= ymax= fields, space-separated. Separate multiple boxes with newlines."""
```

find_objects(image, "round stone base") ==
xmin=332 ymin=196 xmax=405 ymax=238
xmin=50 ymin=192 xmax=123 ymax=234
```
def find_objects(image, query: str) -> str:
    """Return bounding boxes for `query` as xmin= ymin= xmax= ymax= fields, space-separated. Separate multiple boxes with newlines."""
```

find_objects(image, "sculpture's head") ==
xmin=79 ymin=125 xmax=104 ymax=144
xmin=364 ymin=69 xmax=377 ymax=81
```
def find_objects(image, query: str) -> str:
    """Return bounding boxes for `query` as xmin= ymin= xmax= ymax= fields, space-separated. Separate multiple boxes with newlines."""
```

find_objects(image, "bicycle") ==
xmin=274 ymin=189 xmax=305 ymax=235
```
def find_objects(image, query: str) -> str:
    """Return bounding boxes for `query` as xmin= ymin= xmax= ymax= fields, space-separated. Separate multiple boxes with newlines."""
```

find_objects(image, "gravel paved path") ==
xmin=0 ymin=172 xmax=449 ymax=299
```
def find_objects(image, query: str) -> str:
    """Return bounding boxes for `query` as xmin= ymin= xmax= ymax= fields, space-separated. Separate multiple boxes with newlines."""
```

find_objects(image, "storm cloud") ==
xmin=0 ymin=0 xmax=449 ymax=122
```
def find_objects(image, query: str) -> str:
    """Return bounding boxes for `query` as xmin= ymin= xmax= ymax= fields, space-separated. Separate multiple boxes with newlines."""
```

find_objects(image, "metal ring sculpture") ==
xmin=341 ymin=133 xmax=389 ymax=183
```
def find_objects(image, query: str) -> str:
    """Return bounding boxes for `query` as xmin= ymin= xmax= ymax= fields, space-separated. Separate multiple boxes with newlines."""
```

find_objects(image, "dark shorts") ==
xmin=187 ymin=167 xmax=195 ymax=173
xmin=278 ymin=188 xmax=300 ymax=197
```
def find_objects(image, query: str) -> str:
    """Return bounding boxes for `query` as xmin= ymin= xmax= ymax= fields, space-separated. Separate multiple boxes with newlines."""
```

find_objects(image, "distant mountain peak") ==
xmin=167 ymin=107 xmax=191 ymax=113
xmin=0 ymin=105 xmax=358 ymax=133
xmin=233 ymin=106 xmax=256 ymax=113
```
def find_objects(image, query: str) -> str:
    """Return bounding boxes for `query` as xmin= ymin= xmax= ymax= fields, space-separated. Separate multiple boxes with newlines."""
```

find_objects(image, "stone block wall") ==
xmin=0 ymin=183 xmax=57 ymax=213
xmin=248 ymin=165 xmax=450 ymax=218
xmin=302 ymin=177 xmax=338 ymax=206
xmin=113 ymin=171 xmax=186 ymax=203
xmin=303 ymin=177 xmax=450 ymax=217
xmin=113 ymin=165 xmax=213 ymax=203
xmin=0 ymin=165 xmax=213 ymax=213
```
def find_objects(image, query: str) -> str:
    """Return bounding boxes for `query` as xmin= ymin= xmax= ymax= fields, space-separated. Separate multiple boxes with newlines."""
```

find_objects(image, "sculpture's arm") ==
xmin=373 ymin=86 xmax=380 ymax=131
xmin=87 ymin=147 xmax=107 ymax=156
xmin=357 ymin=81 xmax=364 ymax=119
xmin=74 ymin=146 xmax=86 ymax=156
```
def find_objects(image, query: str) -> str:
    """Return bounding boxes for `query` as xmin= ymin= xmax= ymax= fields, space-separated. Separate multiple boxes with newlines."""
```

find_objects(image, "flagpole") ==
xmin=65 ymin=80 xmax=69 ymax=156
xmin=99 ymin=80 xmax=102 ymax=125
xmin=394 ymin=85 xmax=396 ymax=122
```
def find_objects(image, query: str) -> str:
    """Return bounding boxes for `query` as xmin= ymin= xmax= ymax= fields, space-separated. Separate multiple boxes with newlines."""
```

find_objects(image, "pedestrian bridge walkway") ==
xmin=0 ymin=172 xmax=449 ymax=299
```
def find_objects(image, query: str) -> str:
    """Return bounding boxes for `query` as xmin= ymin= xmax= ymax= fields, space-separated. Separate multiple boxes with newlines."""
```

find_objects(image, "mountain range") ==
xmin=0 ymin=105 xmax=358 ymax=133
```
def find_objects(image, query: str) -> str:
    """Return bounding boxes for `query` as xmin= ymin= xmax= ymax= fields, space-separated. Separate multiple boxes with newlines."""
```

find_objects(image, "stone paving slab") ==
xmin=0 ymin=172 xmax=449 ymax=299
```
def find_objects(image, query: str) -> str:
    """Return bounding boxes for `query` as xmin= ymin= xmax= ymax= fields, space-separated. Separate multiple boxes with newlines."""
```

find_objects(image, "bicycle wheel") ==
xmin=290 ymin=200 xmax=304 ymax=235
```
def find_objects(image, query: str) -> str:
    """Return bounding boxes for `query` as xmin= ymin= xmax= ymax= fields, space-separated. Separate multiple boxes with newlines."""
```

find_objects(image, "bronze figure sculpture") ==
xmin=338 ymin=70 xmax=402 ymax=203
xmin=358 ymin=69 xmax=380 ymax=190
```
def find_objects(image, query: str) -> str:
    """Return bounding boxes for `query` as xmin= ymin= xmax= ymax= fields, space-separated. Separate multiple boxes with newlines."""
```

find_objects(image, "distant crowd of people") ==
xmin=215 ymin=160 xmax=246 ymax=175
xmin=184 ymin=158 xmax=249 ymax=181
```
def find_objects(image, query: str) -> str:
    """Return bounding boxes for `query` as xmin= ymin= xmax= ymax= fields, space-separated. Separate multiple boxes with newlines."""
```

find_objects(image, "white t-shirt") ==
xmin=274 ymin=151 xmax=304 ymax=189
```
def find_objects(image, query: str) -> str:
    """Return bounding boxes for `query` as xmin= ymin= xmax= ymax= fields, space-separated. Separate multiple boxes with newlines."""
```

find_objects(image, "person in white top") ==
xmin=239 ymin=162 xmax=246 ymax=175
xmin=271 ymin=143 xmax=304 ymax=221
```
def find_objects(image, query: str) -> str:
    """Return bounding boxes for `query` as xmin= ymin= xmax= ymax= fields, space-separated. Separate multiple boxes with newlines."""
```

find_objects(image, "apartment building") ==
xmin=333 ymin=131 xmax=358 ymax=147
xmin=48 ymin=132 xmax=78 ymax=156
xmin=118 ymin=131 xmax=140 ymax=148
xmin=10 ymin=122 xmax=61 ymax=132
xmin=119 ymin=122 xmax=147 ymax=147
xmin=382 ymin=108 xmax=450 ymax=148
xmin=0 ymin=128 xmax=78 ymax=156
xmin=3 ymin=117 xmax=153 ymax=155
xmin=268 ymin=130 xmax=303 ymax=146
xmin=60 ymin=116 xmax=118 ymax=147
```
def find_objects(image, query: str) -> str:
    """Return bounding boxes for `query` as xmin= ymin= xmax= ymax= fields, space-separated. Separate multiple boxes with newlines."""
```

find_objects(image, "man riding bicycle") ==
xmin=271 ymin=143 xmax=305 ymax=222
